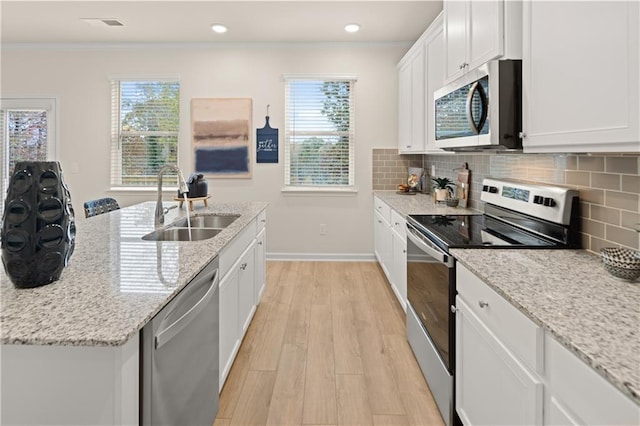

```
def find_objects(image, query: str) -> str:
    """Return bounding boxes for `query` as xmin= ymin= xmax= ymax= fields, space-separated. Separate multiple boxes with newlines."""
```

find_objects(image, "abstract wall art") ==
xmin=191 ymin=98 xmax=252 ymax=178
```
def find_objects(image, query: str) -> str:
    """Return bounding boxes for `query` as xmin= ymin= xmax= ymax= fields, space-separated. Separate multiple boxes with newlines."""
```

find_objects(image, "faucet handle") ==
xmin=177 ymin=169 xmax=189 ymax=194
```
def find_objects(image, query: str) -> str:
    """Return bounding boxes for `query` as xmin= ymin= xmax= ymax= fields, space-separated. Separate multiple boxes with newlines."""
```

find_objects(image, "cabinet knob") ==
xmin=519 ymin=131 xmax=527 ymax=139
xmin=478 ymin=300 xmax=489 ymax=308
xmin=241 ymin=263 xmax=248 ymax=270
xmin=258 ymin=241 xmax=263 ymax=246
xmin=403 ymin=249 xmax=407 ymax=254
xmin=378 ymin=220 xmax=382 ymax=224
xmin=261 ymin=219 xmax=266 ymax=223
xmin=450 ymin=305 xmax=457 ymax=313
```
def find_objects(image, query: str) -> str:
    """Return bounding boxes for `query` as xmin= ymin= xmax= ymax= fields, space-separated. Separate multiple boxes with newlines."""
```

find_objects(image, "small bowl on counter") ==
xmin=600 ymin=247 xmax=640 ymax=282
xmin=445 ymin=198 xmax=459 ymax=208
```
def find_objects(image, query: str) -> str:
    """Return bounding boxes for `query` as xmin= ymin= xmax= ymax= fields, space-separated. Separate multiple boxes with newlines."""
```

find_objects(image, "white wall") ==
xmin=1 ymin=43 xmax=404 ymax=257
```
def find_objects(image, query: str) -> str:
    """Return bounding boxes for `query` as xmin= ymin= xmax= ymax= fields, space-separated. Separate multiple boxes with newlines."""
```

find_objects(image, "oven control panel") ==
xmin=481 ymin=178 xmax=578 ymax=225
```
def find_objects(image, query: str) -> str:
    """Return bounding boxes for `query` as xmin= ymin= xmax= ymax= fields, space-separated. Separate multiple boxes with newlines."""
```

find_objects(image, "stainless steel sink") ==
xmin=172 ymin=214 xmax=240 ymax=229
xmin=142 ymin=227 xmax=222 ymax=242
xmin=142 ymin=214 xmax=240 ymax=241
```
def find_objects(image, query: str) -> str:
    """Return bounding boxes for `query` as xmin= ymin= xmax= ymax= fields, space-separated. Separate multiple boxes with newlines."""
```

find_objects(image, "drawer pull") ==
xmin=478 ymin=300 xmax=489 ymax=308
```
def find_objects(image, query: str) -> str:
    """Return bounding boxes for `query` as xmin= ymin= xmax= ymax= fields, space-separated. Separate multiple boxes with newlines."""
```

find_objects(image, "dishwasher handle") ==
xmin=155 ymin=268 xmax=219 ymax=350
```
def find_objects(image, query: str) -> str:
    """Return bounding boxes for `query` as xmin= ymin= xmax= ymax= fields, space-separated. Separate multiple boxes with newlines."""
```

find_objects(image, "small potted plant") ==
xmin=432 ymin=177 xmax=455 ymax=201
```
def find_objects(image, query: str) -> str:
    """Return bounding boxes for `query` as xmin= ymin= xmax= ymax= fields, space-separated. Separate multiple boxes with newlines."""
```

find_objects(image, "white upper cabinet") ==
xmin=398 ymin=42 xmax=425 ymax=153
xmin=444 ymin=0 xmax=522 ymax=83
xmin=398 ymin=12 xmax=445 ymax=154
xmin=424 ymin=14 xmax=446 ymax=153
xmin=522 ymin=1 xmax=640 ymax=153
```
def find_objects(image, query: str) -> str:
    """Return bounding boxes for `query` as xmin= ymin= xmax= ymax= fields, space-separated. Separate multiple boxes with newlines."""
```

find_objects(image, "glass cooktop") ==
xmin=407 ymin=213 xmax=563 ymax=252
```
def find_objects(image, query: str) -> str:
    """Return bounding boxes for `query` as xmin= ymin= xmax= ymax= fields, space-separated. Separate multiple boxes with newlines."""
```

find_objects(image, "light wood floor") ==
xmin=214 ymin=261 xmax=444 ymax=426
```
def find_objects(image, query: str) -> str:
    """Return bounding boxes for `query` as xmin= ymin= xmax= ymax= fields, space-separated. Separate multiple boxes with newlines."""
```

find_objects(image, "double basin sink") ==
xmin=142 ymin=214 xmax=240 ymax=242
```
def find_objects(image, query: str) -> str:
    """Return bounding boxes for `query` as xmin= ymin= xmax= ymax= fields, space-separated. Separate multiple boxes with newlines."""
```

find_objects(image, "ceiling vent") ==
xmin=81 ymin=18 xmax=124 ymax=27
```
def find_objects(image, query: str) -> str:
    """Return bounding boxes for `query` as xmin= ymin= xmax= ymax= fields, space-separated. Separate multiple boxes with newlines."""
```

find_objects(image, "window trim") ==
xmin=283 ymin=74 xmax=357 ymax=193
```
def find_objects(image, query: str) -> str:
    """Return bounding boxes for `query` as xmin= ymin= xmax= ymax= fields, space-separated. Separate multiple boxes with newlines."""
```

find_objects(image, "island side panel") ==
xmin=1 ymin=335 xmax=139 ymax=426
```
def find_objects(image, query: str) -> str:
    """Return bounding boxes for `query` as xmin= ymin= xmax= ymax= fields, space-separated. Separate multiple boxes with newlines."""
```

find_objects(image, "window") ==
xmin=110 ymin=80 xmax=180 ymax=188
xmin=1 ymin=98 xmax=56 ymax=211
xmin=284 ymin=76 xmax=356 ymax=190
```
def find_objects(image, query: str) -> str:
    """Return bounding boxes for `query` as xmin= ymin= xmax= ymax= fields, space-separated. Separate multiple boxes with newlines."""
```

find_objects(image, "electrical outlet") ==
xmin=320 ymin=224 xmax=327 ymax=235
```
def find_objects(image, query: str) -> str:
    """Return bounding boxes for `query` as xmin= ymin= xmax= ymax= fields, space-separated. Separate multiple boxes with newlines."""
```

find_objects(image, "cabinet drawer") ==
xmin=544 ymin=333 xmax=639 ymax=425
xmin=391 ymin=210 xmax=406 ymax=240
xmin=220 ymin=218 xmax=257 ymax=278
xmin=374 ymin=197 xmax=391 ymax=224
xmin=257 ymin=210 xmax=266 ymax=231
xmin=457 ymin=263 xmax=542 ymax=372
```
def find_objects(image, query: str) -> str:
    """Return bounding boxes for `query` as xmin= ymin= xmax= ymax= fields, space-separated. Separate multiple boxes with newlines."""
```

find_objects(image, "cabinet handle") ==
xmin=377 ymin=206 xmax=382 ymax=209
xmin=395 ymin=222 xmax=400 ymax=226
xmin=478 ymin=300 xmax=489 ymax=308
xmin=261 ymin=219 xmax=266 ymax=223
xmin=406 ymin=145 xmax=411 ymax=148
xmin=518 ymin=131 xmax=527 ymax=139
xmin=240 ymin=263 xmax=248 ymax=270
xmin=459 ymin=64 xmax=464 ymax=70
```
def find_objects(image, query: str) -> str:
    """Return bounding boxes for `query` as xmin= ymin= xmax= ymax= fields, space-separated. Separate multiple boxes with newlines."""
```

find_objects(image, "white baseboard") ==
xmin=266 ymin=252 xmax=377 ymax=262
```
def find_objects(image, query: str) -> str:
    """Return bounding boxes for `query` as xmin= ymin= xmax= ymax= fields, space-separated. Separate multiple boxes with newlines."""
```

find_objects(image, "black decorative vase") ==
xmin=1 ymin=161 xmax=76 ymax=288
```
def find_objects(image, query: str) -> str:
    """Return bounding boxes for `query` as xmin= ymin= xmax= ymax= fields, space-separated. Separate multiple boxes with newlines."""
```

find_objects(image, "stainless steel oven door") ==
xmin=406 ymin=223 xmax=455 ymax=371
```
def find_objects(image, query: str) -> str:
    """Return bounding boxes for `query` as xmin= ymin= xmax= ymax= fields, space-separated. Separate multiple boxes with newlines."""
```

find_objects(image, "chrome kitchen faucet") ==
xmin=155 ymin=164 xmax=189 ymax=226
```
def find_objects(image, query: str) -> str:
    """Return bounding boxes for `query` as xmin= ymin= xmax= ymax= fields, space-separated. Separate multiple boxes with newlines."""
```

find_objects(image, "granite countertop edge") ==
xmin=1 ymin=200 xmax=269 ymax=348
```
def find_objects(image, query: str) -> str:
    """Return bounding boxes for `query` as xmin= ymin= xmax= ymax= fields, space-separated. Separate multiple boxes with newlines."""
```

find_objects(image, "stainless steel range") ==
xmin=405 ymin=178 xmax=579 ymax=426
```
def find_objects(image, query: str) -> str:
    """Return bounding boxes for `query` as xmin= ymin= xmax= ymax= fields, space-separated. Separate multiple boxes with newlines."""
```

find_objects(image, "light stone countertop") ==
xmin=451 ymin=249 xmax=640 ymax=405
xmin=373 ymin=190 xmax=481 ymax=216
xmin=1 ymin=200 xmax=268 ymax=347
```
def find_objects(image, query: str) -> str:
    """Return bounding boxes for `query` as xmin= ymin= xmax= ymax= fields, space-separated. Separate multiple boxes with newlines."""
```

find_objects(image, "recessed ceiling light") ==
xmin=211 ymin=24 xmax=228 ymax=34
xmin=344 ymin=23 xmax=360 ymax=33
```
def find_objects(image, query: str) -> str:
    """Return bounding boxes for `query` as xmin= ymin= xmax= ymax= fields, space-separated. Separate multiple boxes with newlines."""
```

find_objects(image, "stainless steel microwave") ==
xmin=434 ymin=60 xmax=522 ymax=151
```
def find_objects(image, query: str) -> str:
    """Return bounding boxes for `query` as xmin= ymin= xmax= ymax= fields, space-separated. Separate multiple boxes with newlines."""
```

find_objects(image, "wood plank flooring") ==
xmin=214 ymin=261 xmax=444 ymax=426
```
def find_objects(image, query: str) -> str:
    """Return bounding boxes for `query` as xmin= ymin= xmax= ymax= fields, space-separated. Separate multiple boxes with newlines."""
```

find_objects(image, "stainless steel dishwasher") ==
xmin=141 ymin=256 xmax=219 ymax=426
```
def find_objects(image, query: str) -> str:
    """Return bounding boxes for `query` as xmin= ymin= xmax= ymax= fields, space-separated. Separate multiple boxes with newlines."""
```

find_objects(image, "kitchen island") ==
xmin=0 ymin=200 xmax=268 ymax=425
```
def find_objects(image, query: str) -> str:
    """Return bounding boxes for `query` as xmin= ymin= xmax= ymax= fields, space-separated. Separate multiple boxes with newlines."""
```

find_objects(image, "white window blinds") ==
xmin=284 ymin=76 xmax=356 ymax=189
xmin=110 ymin=80 xmax=180 ymax=187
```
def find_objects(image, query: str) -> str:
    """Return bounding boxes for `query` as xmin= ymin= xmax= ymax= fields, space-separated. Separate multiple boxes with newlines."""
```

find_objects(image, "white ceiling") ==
xmin=0 ymin=0 xmax=444 ymax=44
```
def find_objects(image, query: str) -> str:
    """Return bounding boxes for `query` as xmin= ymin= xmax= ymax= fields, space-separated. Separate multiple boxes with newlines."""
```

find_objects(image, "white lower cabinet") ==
xmin=543 ymin=332 xmax=640 ymax=426
xmin=390 ymin=210 xmax=407 ymax=311
xmin=237 ymin=242 xmax=256 ymax=336
xmin=374 ymin=209 xmax=393 ymax=279
xmin=219 ymin=265 xmax=240 ymax=388
xmin=255 ymin=227 xmax=266 ymax=302
xmin=456 ymin=297 xmax=543 ymax=426
xmin=456 ymin=263 xmax=640 ymax=426
xmin=373 ymin=196 xmax=407 ymax=310
xmin=219 ymin=210 xmax=268 ymax=390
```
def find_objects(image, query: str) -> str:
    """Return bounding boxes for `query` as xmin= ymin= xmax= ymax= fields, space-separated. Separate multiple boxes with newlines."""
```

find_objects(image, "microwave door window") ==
xmin=436 ymin=82 xmax=479 ymax=140
xmin=467 ymin=79 xmax=488 ymax=135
